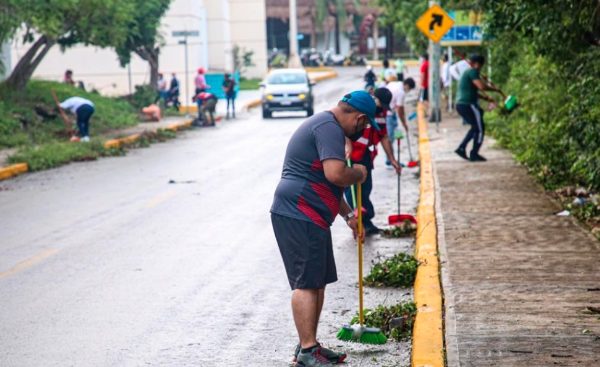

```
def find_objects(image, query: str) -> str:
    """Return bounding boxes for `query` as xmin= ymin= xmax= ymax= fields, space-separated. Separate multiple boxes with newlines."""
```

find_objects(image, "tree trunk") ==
xmin=4 ymin=35 xmax=55 ymax=91
xmin=136 ymin=46 xmax=160 ymax=90
xmin=147 ymin=48 xmax=159 ymax=90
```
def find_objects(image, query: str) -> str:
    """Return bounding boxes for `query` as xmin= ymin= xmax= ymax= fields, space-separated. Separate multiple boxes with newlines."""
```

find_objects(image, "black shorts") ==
xmin=271 ymin=213 xmax=337 ymax=290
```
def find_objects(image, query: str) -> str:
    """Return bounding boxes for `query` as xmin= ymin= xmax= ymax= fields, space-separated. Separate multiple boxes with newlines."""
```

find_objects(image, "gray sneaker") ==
xmin=295 ymin=345 xmax=333 ymax=366
xmin=294 ymin=343 xmax=347 ymax=364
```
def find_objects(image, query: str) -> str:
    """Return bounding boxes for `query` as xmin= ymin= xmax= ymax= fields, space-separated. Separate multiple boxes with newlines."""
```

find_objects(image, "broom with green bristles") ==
xmin=337 ymin=183 xmax=387 ymax=345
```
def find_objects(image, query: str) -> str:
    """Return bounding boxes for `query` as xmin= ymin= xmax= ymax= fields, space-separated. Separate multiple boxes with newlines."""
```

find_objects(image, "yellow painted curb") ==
xmin=179 ymin=105 xmax=198 ymax=114
xmin=311 ymin=71 xmax=338 ymax=83
xmin=304 ymin=66 xmax=336 ymax=73
xmin=166 ymin=119 xmax=194 ymax=132
xmin=103 ymin=119 xmax=193 ymax=149
xmin=412 ymin=103 xmax=444 ymax=367
xmin=0 ymin=163 xmax=28 ymax=181
xmin=245 ymin=99 xmax=262 ymax=110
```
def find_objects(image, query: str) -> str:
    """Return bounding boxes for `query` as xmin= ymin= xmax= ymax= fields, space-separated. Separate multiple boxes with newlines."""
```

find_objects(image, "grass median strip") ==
xmin=364 ymin=253 xmax=419 ymax=288
xmin=349 ymin=302 xmax=417 ymax=342
xmin=7 ymin=128 xmax=180 ymax=171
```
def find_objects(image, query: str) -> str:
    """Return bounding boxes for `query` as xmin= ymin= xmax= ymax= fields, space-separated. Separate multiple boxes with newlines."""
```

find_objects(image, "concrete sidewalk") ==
xmin=429 ymin=116 xmax=600 ymax=366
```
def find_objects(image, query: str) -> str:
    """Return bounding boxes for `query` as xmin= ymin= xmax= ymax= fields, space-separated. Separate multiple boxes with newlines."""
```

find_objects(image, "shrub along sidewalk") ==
xmin=0 ymin=80 xmax=140 ymax=170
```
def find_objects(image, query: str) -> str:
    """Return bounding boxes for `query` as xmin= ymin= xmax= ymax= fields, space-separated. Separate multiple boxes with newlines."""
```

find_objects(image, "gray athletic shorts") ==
xmin=271 ymin=213 xmax=338 ymax=290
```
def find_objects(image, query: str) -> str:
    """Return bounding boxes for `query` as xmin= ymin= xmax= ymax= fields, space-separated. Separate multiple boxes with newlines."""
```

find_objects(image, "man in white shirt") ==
xmin=441 ymin=54 xmax=451 ymax=110
xmin=384 ymin=76 xmax=416 ymax=165
xmin=449 ymin=59 xmax=470 ymax=82
xmin=59 ymin=96 xmax=95 ymax=142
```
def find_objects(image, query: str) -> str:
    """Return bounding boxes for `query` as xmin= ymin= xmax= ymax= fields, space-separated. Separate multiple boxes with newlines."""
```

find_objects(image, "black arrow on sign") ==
xmin=429 ymin=14 xmax=443 ymax=31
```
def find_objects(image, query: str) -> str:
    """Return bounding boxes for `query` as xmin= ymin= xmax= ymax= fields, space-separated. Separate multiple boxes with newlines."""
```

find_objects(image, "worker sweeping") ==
xmin=454 ymin=54 xmax=503 ymax=162
xmin=58 ymin=96 xmax=95 ymax=142
xmin=345 ymin=87 xmax=402 ymax=236
xmin=271 ymin=91 xmax=380 ymax=366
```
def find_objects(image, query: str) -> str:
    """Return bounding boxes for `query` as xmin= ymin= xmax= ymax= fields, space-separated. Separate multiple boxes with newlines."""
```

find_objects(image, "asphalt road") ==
xmin=0 ymin=68 xmax=419 ymax=366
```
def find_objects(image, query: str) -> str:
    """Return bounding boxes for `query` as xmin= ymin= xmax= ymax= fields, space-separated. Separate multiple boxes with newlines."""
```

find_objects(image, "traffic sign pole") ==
xmin=416 ymin=2 xmax=454 ymax=128
xmin=429 ymin=1 xmax=442 ymax=127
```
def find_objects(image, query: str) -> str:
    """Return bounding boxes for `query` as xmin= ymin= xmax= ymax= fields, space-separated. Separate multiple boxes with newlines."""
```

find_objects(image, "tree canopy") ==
xmin=0 ymin=0 xmax=150 ymax=91
xmin=115 ymin=0 xmax=172 ymax=89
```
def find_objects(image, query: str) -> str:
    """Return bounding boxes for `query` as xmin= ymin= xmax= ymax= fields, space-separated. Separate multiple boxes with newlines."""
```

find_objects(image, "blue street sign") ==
xmin=441 ymin=11 xmax=483 ymax=45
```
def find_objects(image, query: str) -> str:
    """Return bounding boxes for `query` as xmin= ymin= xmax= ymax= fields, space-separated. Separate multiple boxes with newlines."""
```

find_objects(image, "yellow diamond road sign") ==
xmin=416 ymin=4 xmax=455 ymax=43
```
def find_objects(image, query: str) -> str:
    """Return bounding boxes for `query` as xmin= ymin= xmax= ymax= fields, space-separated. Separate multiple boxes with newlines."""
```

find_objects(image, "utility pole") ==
xmin=178 ymin=34 xmax=190 ymax=115
xmin=429 ymin=0 xmax=442 ymax=128
xmin=288 ymin=0 xmax=302 ymax=68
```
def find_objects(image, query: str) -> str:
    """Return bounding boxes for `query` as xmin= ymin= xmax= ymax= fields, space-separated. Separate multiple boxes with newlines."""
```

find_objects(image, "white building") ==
xmin=2 ymin=0 xmax=267 ymax=100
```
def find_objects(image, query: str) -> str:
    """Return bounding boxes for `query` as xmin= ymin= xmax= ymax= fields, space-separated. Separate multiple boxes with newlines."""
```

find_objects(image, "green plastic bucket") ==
xmin=504 ymin=95 xmax=518 ymax=112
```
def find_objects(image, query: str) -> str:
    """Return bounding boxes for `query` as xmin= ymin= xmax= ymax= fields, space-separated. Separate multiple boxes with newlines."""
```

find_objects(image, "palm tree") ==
xmin=315 ymin=0 xmax=359 ymax=54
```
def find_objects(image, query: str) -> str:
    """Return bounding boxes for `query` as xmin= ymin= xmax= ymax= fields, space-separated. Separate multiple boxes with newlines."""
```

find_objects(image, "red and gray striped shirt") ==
xmin=271 ymin=111 xmax=346 ymax=229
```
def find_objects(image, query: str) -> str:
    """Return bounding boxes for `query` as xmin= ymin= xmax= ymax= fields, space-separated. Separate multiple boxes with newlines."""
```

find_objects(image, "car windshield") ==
xmin=267 ymin=73 xmax=307 ymax=85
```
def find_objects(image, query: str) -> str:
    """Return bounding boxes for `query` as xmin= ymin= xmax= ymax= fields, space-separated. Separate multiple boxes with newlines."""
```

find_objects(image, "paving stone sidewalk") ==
xmin=428 ymin=115 xmax=600 ymax=366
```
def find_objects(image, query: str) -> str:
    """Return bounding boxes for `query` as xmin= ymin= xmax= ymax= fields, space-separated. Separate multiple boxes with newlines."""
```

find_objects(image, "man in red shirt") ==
xmin=345 ymin=88 xmax=402 ymax=235
xmin=419 ymin=53 xmax=429 ymax=114
xmin=193 ymin=91 xmax=218 ymax=127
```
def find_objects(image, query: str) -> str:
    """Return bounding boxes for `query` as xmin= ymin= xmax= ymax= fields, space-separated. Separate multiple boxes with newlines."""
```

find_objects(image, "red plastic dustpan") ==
xmin=388 ymin=137 xmax=417 ymax=225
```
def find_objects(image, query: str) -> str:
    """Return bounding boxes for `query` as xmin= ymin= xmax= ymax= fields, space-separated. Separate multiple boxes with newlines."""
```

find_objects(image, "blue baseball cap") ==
xmin=340 ymin=90 xmax=380 ymax=131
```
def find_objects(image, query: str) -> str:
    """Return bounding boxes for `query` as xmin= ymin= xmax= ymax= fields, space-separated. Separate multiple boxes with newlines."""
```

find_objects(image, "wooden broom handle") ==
xmin=357 ymin=183 xmax=364 ymax=326
xmin=51 ymin=90 xmax=72 ymax=130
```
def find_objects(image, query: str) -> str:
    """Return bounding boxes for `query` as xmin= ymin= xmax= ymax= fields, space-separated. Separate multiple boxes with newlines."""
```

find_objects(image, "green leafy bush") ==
xmin=381 ymin=220 xmax=416 ymax=238
xmin=7 ymin=140 xmax=114 ymax=171
xmin=364 ymin=253 xmax=418 ymax=288
xmin=129 ymin=84 xmax=157 ymax=109
xmin=350 ymin=302 xmax=417 ymax=341
xmin=487 ymin=46 xmax=600 ymax=191
xmin=0 ymin=80 xmax=138 ymax=149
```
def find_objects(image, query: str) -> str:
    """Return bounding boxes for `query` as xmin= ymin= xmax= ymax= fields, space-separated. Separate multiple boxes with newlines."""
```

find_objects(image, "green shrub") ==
xmin=0 ymin=80 xmax=138 ymax=149
xmin=350 ymin=302 xmax=417 ymax=341
xmin=7 ymin=140 xmax=114 ymax=171
xmin=129 ymin=84 xmax=157 ymax=109
xmin=487 ymin=45 xmax=600 ymax=191
xmin=381 ymin=220 xmax=416 ymax=238
xmin=364 ymin=253 xmax=419 ymax=288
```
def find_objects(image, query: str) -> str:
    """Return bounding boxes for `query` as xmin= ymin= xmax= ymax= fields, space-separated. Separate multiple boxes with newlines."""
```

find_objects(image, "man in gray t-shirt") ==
xmin=271 ymin=90 xmax=378 ymax=365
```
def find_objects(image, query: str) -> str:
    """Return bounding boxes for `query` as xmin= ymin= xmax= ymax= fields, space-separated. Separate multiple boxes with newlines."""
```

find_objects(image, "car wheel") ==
xmin=307 ymin=106 xmax=314 ymax=117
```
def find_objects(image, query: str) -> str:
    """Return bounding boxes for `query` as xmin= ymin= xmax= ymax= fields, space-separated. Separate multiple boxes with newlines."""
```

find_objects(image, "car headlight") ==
xmin=266 ymin=94 xmax=274 ymax=101
xmin=298 ymin=93 xmax=306 ymax=100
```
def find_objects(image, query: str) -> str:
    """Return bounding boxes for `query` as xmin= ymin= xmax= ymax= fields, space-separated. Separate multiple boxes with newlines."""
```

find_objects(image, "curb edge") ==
xmin=0 ymin=163 xmax=28 ymax=181
xmin=411 ymin=104 xmax=445 ymax=367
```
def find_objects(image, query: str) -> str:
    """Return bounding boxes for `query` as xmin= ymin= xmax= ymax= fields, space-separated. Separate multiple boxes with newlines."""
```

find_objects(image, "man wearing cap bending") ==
xmin=345 ymin=87 xmax=402 ymax=236
xmin=271 ymin=90 xmax=377 ymax=366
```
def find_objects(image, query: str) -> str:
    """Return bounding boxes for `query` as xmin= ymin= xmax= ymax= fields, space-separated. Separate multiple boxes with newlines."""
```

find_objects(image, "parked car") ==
xmin=260 ymin=69 xmax=315 ymax=118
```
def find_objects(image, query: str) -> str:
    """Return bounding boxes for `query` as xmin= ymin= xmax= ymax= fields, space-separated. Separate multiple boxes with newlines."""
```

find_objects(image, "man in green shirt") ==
xmin=454 ymin=54 xmax=502 ymax=162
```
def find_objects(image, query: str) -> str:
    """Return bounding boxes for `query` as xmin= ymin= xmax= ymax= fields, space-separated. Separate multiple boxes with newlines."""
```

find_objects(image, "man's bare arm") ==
xmin=323 ymin=159 xmax=366 ymax=187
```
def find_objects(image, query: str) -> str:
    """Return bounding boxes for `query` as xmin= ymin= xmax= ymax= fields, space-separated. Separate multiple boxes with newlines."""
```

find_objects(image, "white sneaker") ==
xmin=81 ymin=136 xmax=90 ymax=142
